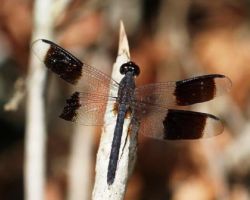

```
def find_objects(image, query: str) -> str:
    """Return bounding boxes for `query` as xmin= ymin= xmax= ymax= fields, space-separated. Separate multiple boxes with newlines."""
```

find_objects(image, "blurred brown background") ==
xmin=0 ymin=0 xmax=250 ymax=199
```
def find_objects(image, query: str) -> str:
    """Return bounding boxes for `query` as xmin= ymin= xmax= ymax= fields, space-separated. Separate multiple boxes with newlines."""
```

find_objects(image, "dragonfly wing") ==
xmin=32 ymin=39 xmax=119 ymax=95
xmin=60 ymin=91 xmax=117 ymax=126
xmin=135 ymin=106 xmax=223 ymax=140
xmin=135 ymin=74 xmax=231 ymax=107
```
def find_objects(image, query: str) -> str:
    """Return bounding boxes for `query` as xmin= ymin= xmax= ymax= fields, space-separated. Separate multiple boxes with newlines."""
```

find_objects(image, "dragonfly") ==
xmin=32 ymin=39 xmax=231 ymax=185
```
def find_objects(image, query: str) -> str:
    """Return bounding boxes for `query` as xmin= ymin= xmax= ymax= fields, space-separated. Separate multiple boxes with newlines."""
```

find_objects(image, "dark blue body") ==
xmin=107 ymin=71 xmax=136 ymax=185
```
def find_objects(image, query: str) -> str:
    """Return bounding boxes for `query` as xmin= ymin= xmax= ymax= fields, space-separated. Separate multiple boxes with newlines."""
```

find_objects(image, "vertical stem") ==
xmin=24 ymin=0 xmax=54 ymax=199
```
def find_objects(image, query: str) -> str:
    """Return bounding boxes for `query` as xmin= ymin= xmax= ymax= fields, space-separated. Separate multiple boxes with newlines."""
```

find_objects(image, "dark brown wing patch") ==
xmin=163 ymin=109 xmax=221 ymax=140
xmin=60 ymin=92 xmax=81 ymax=121
xmin=175 ymin=74 xmax=224 ymax=106
xmin=42 ymin=39 xmax=83 ymax=84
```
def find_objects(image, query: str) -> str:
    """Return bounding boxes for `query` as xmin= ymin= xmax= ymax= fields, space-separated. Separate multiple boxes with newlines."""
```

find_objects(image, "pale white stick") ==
xmin=24 ymin=1 xmax=53 ymax=200
xmin=24 ymin=0 xmax=70 ymax=200
xmin=67 ymin=125 xmax=95 ymax=200
xmin=92 ymin=21 xmax=138 ymax=200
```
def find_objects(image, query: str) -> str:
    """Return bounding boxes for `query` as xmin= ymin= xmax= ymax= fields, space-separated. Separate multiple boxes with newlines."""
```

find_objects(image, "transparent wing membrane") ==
xmin=60 ymin=92 xmax=117 ymax=126
xmin=32 ymin=39 xmax=119 ymax=96
xmin=135 ymin=74 xmax=231 ymax=107
xmin=137 ymin=108 xmax=223 ymax=140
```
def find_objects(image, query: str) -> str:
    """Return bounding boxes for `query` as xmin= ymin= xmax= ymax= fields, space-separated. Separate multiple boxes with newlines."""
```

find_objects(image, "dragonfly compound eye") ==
xmin=120 ymin=61 xmax=140 ymax=76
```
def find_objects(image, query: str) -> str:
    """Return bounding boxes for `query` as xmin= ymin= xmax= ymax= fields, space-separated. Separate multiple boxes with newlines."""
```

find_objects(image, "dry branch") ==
xmin=92 ymin=22 xmax=138 ymax=200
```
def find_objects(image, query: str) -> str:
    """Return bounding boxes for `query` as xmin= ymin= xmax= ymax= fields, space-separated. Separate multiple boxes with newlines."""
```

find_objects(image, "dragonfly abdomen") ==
xmin=107 ymin=104 xmax=127 ymax=185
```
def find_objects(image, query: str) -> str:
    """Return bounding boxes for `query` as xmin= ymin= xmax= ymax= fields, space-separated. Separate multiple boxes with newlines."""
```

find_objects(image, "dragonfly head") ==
xmin=120 ymin=61 xmax=140 ymax=76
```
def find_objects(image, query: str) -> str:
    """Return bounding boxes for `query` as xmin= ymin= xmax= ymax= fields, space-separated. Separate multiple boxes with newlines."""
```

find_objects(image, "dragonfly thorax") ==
xmin=117 ymin=71 xmax=136 ymax=106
